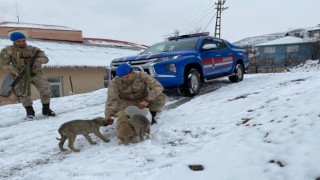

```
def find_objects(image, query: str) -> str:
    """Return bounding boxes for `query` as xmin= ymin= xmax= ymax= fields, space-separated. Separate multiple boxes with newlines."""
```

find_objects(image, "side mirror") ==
xmin=202 ymin=44 xmax=217 ymax=50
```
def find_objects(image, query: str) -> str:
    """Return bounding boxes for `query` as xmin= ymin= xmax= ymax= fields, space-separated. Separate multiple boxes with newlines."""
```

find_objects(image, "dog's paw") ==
xmin=72 ymin=148 xmax=81 ymax=152
xmin=60 ymin=148 xmax=67 ymax=152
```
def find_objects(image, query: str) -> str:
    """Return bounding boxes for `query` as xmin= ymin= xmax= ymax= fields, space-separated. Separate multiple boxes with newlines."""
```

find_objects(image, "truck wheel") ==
xmin=229 ymin=63 xmax=244 ymax=82
xmin=179 ymin=68 xmax=201 ymax=97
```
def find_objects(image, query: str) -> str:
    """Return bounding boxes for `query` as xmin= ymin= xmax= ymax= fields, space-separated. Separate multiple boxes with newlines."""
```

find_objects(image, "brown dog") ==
xmin=128 ymin=114 xmax=151 ymax=141
xmin=115 ymin=111 xmax=136 ymax=145
xmin=57 ymin=117 xmax=109 ymax=152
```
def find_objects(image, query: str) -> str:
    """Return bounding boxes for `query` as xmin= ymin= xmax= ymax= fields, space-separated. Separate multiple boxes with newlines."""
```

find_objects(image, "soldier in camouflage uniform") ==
xmin=0 ymin=32 xmax=55 ymax=119
xmin=105 ymin=63 xmax=167 ymax=125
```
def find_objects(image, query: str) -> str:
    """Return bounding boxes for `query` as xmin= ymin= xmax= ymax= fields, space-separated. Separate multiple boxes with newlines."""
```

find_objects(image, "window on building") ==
xmin=264 ymin=46 xmax=275 ymax=53
xmin=263 ymin=59 xmax=274 ymax=66
xmin=47 ymin=77 xmax=62 ymax=98
xmin=286 ymin=45 xmax=299 ymax=53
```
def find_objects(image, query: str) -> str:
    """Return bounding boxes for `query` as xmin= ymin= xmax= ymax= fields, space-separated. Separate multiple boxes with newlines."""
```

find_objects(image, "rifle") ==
xmin=10 ymin=50 xmax=41 ymax=88
xmin=0 ymin=50 xmax=41 ymax=97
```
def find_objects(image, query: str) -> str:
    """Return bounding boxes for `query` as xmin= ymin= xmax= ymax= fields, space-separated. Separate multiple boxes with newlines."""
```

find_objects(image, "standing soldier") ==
xmin=105 ymin=63 xmax=167 ymax=125
xmin=0 ymin=32 xmax=55 ymax=119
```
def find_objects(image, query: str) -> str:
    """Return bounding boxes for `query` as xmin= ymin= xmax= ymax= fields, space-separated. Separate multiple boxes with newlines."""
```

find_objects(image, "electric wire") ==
xmin=184 ymin=1 xmax=215 ymax=33
xmin=202 ymin=12 xmax=217 ymax=33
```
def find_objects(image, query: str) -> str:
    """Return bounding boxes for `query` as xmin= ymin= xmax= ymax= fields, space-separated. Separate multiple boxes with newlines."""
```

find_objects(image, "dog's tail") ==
xmin=56 ymin=128 xmax=63 ymax=140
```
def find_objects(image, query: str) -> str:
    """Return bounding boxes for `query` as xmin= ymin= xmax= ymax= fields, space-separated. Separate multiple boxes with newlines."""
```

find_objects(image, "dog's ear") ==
xmin=130 ymin=124 xmax=135 ymax=130
xmin=93 ymin=117 xmax=104 ymax=121
xmin=114 ymin=112 xmax=120 ymax=117
xmin=114 ymin=111 xmax=129 ymax=118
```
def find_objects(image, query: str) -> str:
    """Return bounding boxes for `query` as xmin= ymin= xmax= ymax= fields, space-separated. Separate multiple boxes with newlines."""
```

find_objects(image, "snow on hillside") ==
xmin=233 ymin=24 xmax=320 ymax=47
xmin=233 ymin=33 xmax=285 ymax=47
xmin=288 ymin=60 xmax=320 ymax=72
xmin=0 ymin=62 xmax=320 ymax=180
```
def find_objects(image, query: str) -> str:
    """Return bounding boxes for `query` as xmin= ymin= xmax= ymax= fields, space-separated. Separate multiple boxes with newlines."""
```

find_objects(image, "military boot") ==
xmin=150 ymin=111 xmax=157 ymax=125
xmin=25 ymin=106 xmax=35 ymax=120
xmin=42 ymin=103 xmax=56 ymax=116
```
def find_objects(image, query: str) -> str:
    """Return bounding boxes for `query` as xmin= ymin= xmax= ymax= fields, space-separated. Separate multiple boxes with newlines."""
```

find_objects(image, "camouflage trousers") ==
xmin=115 ymin=93 xmax=167 ymax=114
xmin=15 ymin=73 xmax=51 ymax=107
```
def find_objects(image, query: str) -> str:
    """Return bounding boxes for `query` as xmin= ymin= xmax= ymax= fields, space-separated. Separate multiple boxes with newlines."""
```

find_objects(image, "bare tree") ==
xmin=310 ymin=35 xmax=320 ymax=60
xmin=162 ymin=29 xmax=181 ymax=41
xmin=283 ymin=51 xmax=301 ymax=69
xmin=173 ymin=29 xmax=181 ymax=37
xmin=303 ymin=32 xmax=320 ymax=60
xmin=243 ymin=45 xmax=264 ymax=73
xmin=255 ymin=51 xmax=277 ymax=73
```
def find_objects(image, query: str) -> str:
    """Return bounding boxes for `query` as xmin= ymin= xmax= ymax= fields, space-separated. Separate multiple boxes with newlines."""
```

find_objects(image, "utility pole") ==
xmin=214 ymin=0 xmax=228 ymax=38
xmin=15 ymin=0 xmax=20 ymax=23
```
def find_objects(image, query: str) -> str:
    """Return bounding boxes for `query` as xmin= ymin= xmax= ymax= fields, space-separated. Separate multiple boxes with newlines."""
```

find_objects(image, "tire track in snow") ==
xmin=164 ymin=80 xmax=230 ymax=110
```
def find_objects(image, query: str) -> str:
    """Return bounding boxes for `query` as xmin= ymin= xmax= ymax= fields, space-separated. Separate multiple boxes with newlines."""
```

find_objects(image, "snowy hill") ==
xmin=233 ymin=24 xmax=320 ymax=47
xmin=0 ymin=61 xmax=320 ymax=180
xmin=233 ymin=32 xmax=284 ymax=47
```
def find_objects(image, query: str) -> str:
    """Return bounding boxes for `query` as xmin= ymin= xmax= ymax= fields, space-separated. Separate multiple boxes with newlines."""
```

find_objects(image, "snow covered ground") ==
xmin=0 ymin=60 xmax=320 ymax=180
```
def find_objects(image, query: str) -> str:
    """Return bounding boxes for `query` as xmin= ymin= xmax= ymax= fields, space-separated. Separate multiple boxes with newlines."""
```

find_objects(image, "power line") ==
xmin=189 ymin=0 xmax=205 ymax=26
xmin=184 ymin=1 xmax=216 ymax=33
xmin=203 ymin=12 xmax=217 ymax=32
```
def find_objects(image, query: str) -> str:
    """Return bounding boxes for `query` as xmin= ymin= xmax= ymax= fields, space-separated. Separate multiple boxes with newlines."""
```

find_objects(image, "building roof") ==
xmin=0 ymin=37 xmax=141 ymax=68
xmin=305 ymin=25 xmax=320 ymax=32
xmin=83 ymin=38 xmax=149 ymax=49
xmin=0 ymin=22 xmax=79 ymax=31
xmin=255 ymin=36 xmax=308 ymax=46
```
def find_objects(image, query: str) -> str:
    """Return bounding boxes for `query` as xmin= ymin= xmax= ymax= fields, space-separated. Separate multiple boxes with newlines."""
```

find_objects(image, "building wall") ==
xmin=43 ymin=67 xmax=105 ymax=97
xmin=257 ymin=43 xmax=312 ymax=68
xmin=0 ymin=27 xmax=82 ymax=42
xmin=0 ymin=67 xmax=105 ymax=106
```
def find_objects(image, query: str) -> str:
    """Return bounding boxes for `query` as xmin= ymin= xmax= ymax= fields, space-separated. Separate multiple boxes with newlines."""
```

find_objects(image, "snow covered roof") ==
xmin=304 ymin=25 xmax=320 ymax=32
xmin=255 ymin=36 xmax=308 ymax=46
xmin=0 ymin=37 xmax=141 ymax=68
xmin=0 ymin=22 xmax=79 ymax=31
xmin=83 ymin=38 xmax=148 ymax=50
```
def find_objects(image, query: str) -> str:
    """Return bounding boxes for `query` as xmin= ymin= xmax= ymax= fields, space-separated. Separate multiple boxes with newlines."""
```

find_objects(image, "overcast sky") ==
xmin=0 ymin=0 xmax=319 ymax=45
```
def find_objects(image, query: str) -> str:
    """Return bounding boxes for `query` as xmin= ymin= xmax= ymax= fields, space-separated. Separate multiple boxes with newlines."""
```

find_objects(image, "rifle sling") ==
xmin=12 ymin=50 xmax=40 ymax=97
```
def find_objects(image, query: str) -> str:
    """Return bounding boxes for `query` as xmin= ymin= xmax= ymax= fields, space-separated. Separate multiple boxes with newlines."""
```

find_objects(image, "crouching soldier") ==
xmin=0 ymin=32 xmax=55 ymax=119
xmin=105 ymin=63 xmax=167 ymax=125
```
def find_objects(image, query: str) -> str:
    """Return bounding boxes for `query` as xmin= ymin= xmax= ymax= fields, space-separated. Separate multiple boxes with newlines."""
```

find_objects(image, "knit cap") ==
xmin=10 ymin=32 xmax=26 ymax=41
xmin=116 ymin=63 xmax=133 ymax=77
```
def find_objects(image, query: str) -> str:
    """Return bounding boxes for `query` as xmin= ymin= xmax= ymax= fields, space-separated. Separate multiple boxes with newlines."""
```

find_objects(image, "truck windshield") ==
xmin=142 ymin=37 xmax=199 ymax=54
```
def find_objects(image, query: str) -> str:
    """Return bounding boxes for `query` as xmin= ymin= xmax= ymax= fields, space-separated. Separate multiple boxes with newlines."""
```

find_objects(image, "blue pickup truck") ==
xmin=108 ymin=32 xmax=249 ymax=97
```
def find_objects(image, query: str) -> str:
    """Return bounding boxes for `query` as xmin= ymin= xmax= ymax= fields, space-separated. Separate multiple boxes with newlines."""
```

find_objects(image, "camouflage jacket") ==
xmin=0 ymin=44 xmax=48 ymax=75
xmin=105 ymin=71 xmax=164 ymax=116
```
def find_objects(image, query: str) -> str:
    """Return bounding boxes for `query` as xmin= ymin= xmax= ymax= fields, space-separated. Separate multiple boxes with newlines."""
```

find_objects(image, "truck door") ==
xmin=200 ymin=38 xmax=234 ymax=77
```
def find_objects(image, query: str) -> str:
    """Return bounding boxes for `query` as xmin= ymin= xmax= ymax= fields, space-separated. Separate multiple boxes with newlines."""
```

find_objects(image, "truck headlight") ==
xmin=166 ymin=64 xmax=176 ymax=73
xmin=155 ymin=55 xmax=181 ymax=62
